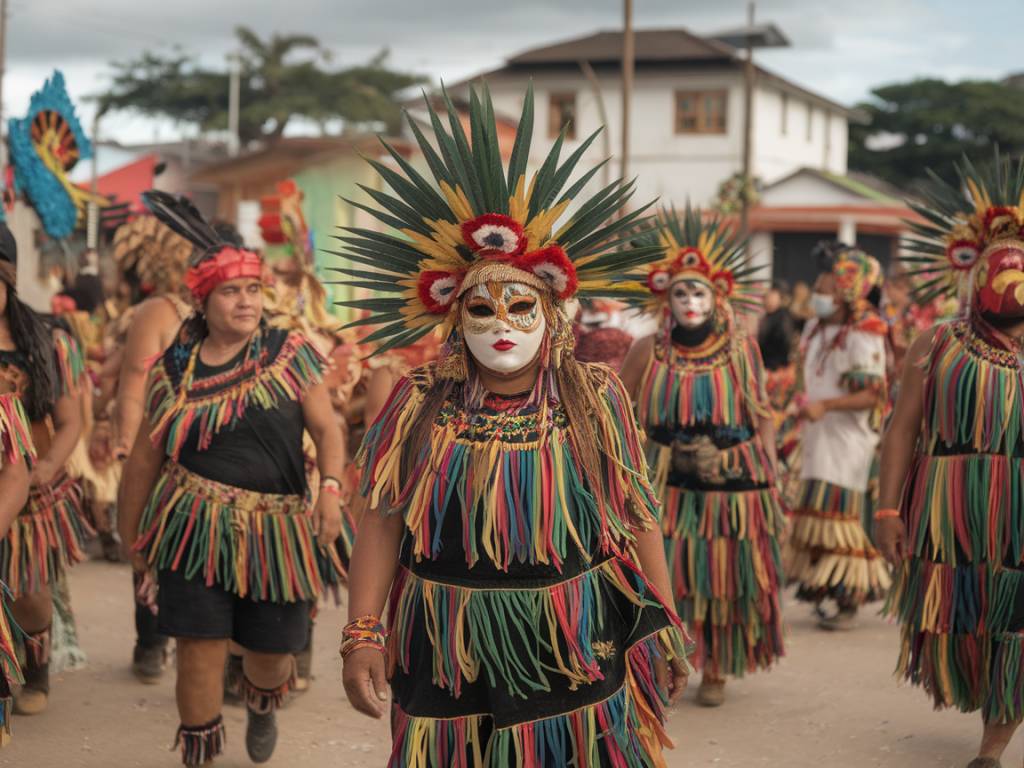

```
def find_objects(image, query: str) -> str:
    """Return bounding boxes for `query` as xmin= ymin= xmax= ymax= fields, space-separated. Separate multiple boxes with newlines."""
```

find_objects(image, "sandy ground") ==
xmin=2 ymin=558 xmax=1018 ymax=768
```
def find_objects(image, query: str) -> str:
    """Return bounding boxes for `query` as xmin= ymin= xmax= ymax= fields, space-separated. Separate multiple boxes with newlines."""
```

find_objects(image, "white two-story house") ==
xmin=438 ymin=28 xmax=912 ymax=282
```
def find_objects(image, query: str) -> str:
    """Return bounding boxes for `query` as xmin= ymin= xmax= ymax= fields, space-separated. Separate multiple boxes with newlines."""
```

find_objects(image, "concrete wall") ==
xmin=760 ymin=172 xmax=866 ymax=207
xmin=450 ymin=68 xmax=850 ymax=210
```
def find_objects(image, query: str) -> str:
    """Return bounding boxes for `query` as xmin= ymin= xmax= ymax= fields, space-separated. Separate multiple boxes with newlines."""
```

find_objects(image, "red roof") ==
xmin=92 ymin=154 xmax=158 ymax=211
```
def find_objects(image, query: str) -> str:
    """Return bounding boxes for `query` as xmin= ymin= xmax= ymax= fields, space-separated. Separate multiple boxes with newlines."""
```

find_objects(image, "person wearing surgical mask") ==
xmin=620 ymin=206 xmax=786 ymax=709
xmin=784 ymin=250 xmax=890 ymax=632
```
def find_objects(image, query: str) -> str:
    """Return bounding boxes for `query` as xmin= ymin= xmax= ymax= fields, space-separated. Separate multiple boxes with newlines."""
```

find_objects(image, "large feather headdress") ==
xmin=636 ymin=204 xmax=763 ymax=316
xmin=329 ymin=83 xmax=661 ymax=355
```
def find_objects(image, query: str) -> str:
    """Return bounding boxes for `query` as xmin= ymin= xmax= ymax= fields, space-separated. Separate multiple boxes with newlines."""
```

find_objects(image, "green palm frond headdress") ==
xmin=635 ymin=204 xmax=763 ymax=316
xmin=902 ymin=151 xmax=1024 ymax=308
xmin=328 ymin=83 xmax=661 ymax=355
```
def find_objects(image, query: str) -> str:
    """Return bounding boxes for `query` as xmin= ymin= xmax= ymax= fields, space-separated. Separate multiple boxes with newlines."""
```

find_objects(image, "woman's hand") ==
xmin=314 ymin=492 xmax=342 ymax=547
xmin=875 ymin=518 xmax=908 ymax=568
xmin=30 ymin=458 xmax=57 ymax=487
xmin=132 ymin=565 xmax=158 ymax=616
xmin=342 ymin=647 xmax=389 ymax=718
xmin=800 ymin=400 xmax=828 ymax=422
xmin=655 ymin=656 xmax=689 ymax=705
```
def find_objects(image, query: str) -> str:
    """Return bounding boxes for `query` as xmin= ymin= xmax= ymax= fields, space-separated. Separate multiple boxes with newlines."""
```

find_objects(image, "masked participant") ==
xmin=784 ymin=248 xmax=890 ymax=629
xmin=117 ymin=192 xmax=345 ymax=766
xmin=620 ymin=206 xmax=784 ymax=707
xmin=877 ymin=155 xmax=1024 ymax=768
xmin=339 ymin=85 xmax=691 ymax=767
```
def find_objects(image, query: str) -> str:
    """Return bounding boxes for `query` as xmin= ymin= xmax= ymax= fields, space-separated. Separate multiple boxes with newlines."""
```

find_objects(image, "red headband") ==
xmin=185 ymin=247 xmax=263 ymax=301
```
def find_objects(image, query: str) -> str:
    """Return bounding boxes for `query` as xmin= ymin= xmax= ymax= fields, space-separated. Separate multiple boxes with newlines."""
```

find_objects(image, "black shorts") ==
xmin=157 ymin=568 xmax=312 ymax=654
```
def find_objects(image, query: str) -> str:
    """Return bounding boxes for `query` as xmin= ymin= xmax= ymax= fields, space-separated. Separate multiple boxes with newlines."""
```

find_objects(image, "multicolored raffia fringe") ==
xmin=147 ymin=330 xmax=324 ymax=461
xmin=784 ymin=478 xmax=890 ymax=605
xmin=240 ymin=669 xmax=296 ymax=714
xmin=134 ymin=462 xmax=342 ymax=602
xmin=0 ymin=584 xmax=23 ymax=746
xmin=636 ymin=331 xmax=769 ymax=432
xmin=359 ymin=365 xmax=660 ymax=570
xmin=53 ymin=329 xmax=86 ymax=397
xmin=885 ymin=320 xmax=1024 ymax=720
xmin=174 ymin=715 xmax=226 ymax=766
xmin=0 ymin=473 xmax=92 ymax=599
xmin=388 ymin=557 xmax=687 ymax=700
xmin=387 ymin=633 xmax=681 ymax=768
xmin=0 ymin=393 xmax=34 ymax=468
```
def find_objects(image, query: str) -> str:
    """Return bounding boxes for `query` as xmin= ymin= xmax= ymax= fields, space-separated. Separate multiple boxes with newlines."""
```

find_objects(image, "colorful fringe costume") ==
xmin=0 ymin=393 xmax=35 ymax=745
xmin=135 ymin=326 xmax=343 ymax=601
xmin=632 ymin=207 xmax=785 ymax=678
xmin=361 ymin=364 xmax=690 ymax=767
xmin=886 ymin=319 xmax=1024 ymax=720
xmin=784 ymin=253 xmax=891 ymax=609
xmin=885 ymin=153 xmax=1024 ymax=722
xmin=636 ymin=323 xmax=785 ymax=676
xmin=0 ymin=329 xmax=93 ymax=599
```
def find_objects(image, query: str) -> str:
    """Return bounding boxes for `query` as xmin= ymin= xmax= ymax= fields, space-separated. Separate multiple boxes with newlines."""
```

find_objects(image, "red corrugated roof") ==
xmin=91 ymin=153 xmax=158 ymax=211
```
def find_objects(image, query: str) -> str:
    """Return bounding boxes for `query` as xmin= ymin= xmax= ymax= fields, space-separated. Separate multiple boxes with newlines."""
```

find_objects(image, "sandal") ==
xmin=966 ymin=758 xmax=1002 ymax=768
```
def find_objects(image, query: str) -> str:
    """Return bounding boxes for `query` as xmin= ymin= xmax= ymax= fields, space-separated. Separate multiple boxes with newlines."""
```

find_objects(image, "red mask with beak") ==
xmin=976 ymin=240 xmax=1024 ymax=318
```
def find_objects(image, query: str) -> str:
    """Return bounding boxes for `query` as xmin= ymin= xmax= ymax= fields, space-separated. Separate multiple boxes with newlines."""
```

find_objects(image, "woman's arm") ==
xmin=301 ymin=381 xmax=346 ymax=546
xmin=801 ymin=387 xmax=882 ymax=421
xmin=633 ymin=524 xmax=688 ymax=703
xmin=116 ymin=413 xmax=166 ymax=559
xmin=341 ymin=500 xmax=405 ymax=719
xmin=32 ymin=389 xmax=82 ymax=486
xmin=875 ymin=328 xmax=932 ymax=565
xmin=0 ymin=458 xmax=30 ymax=538
xmin=113 ymin=299 xmax=178 ymax=458
xmin=618 ymin=335 xmax=654 ymax=399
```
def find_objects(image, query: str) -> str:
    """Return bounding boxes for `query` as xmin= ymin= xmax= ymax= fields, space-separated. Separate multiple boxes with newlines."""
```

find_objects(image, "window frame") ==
xmin=674 ymin=89 xmax=728 ymax=136
xmin=548 ymin=92 xmax=578 ymax=140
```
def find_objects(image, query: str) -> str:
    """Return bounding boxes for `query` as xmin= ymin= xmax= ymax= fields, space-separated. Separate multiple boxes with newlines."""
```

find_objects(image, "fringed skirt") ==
xmin=784 ymin=477 xmax=890 ymax=606
xmin=134 ymin=462 xmax=343 ymax=603
xmin=885 ymin=452 xmax=1024 ymax=722
xmin=660 ymin=481 xmax=785 ymax=676
xmin=0 ymin=583 xmax=21 ymax=746
xmin=385 ymin=548 xmax=689 ymax=768
xmin=0 ymin=473 xmax=92 ymax=599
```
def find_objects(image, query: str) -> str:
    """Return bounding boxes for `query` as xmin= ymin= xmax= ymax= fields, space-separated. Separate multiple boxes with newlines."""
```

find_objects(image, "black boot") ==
xmin=245 ymin=708 xmax=278 ymax=764
xmin=241 ymin=671 xmax=294 ymax=763
xmin=223 ymin=653 xmax=244 ymax=705
xmin=14 ymin=626 xmax=50 ymax=716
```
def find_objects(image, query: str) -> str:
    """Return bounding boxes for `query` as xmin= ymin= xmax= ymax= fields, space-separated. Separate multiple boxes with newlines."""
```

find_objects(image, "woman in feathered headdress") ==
xmin=338 ymin=84 xmax=691 ymax=766
xmin=116 ymin=192 xmax=346 ymax=767
xmin=877 ymin=153 xmax=1024 ymax=767
xmin=619 ymin=205 xmax=785 ymax=707
xmin=783 ymin=246 xmax=891 ymax=628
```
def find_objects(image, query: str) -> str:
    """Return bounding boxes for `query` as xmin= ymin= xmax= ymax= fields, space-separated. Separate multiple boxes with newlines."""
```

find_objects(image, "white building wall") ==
xmin=761 ymin=173 xmax=867 ymax=207
xmin=450 ymin=67 xmax=851 ymax=211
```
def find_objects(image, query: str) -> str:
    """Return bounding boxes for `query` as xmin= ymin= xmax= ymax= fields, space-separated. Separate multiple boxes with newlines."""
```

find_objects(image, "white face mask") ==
xmin=669 ymin=279 xmax=715 ymax=329
xmin=462 ymin=281 xmax=547 ymax=374
xmin=811 ymin=292 xmax=837 ymax=319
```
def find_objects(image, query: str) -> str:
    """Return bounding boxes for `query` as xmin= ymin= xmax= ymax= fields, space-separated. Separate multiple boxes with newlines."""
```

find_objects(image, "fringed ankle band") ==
xmin=174 ymin=715 xmax=226 ymax=766
xmin=241 ymin=670 xmax=295 ymax=714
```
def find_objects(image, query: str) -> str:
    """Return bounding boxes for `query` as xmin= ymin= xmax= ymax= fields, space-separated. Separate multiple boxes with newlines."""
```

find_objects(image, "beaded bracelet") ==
xmin=873 ymin=507 xmax=901 ymax=521
xmin=339 ymin=615 xmax=388 ymax=659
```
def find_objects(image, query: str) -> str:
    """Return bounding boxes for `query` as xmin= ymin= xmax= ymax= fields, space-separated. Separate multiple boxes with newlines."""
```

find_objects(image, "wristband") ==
xmin=340 ymin=615 xmax=388 ymax=659
xmin=320 ymin=483 xmax=342 ymax=499
xmin=873 ymin=507 xmax=901 ymax=521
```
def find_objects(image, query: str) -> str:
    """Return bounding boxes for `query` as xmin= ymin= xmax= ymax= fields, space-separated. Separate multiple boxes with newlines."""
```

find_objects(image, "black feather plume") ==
xmin=141 ymin=190 xmax=222 ymax=258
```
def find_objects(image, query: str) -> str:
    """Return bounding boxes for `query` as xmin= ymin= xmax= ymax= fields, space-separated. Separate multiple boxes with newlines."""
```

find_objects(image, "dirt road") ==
xmin=1 ymin=559 xmax=1010 ymax=767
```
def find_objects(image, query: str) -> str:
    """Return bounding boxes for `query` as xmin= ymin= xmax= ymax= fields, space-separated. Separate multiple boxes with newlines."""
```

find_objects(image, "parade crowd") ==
xmin=0 ymin=83 xmax=1020 ymax=768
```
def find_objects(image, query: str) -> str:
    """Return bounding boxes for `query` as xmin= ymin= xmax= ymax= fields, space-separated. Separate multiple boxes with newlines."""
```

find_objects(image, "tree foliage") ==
xmin=849 ymin=78 xmax=1024 ymax=192
xmin=95 ymin=27 xmax=427 ymax=143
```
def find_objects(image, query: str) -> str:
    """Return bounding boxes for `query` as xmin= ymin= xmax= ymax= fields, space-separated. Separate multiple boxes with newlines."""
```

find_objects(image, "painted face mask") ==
xmin=461 ymin=281 xmax=547 ymax=374
xmin=976 ymin=240 xmax=1024 ymax=319
xmin=669 ymin=279 xmax=714 ymax=329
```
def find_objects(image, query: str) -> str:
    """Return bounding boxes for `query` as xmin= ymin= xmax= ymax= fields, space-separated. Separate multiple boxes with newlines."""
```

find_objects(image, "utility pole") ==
xmin=227 ymin=52 xmax=241 ymax=157
xmin=87 ymin=111 xmax=99 ymax=249
xmin=740 ymin=1 xmax=756 ymax=238
xmin=621 ymin=0 xmax=634 ymax=184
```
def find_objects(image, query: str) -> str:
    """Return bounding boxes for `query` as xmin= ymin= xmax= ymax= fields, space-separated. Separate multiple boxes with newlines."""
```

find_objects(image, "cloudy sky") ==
xmin=8 ymin=0 xmax=1017 ymax=144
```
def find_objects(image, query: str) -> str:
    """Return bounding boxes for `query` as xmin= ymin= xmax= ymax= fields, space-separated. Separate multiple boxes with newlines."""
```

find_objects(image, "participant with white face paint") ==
xmin=338 ymin=85 xmax=691 ymax=767
xmin=620 ymin=204 xmax=786 ymax=709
